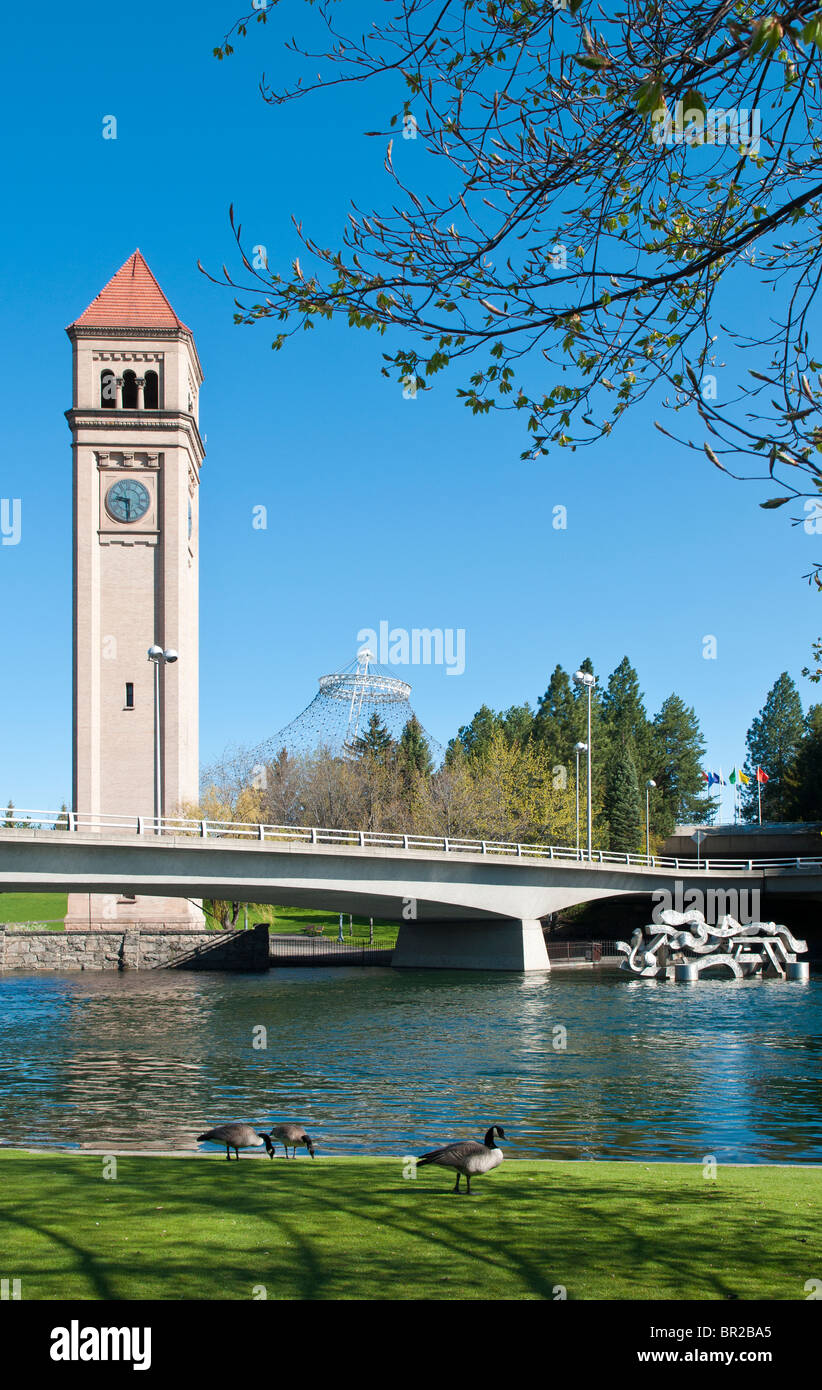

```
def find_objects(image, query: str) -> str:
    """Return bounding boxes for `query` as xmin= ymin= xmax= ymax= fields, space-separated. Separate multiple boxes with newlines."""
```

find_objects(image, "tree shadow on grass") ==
xmin=1 ymin=1157 xmax=819 ymax=1301
xmin=0 ymin=1206 xmax=120 ymax=1300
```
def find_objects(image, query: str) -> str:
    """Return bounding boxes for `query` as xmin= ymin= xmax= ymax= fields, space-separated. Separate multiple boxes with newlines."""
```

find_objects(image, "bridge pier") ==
xmin=392 ymin=918 xmax=550 ymax=972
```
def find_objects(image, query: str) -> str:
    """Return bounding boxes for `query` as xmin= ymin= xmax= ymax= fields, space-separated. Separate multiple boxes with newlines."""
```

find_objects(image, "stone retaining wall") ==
xmin=0 ymin=923 xmax=269 ymax=972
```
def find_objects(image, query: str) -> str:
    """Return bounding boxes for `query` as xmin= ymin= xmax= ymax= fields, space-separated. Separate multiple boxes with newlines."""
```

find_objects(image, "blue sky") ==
xmin=0 ymin=2 xmax=819 ymax=817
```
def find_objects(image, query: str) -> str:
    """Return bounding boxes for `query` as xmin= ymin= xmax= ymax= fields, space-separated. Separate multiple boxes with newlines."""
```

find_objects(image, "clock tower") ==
xmin=65 ymin=251 xmax=204 ymax=929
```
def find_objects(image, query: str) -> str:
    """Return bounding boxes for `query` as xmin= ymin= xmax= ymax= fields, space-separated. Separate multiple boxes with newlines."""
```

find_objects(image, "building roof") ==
xmin=69 ymin=250 xmax=191 ymax=332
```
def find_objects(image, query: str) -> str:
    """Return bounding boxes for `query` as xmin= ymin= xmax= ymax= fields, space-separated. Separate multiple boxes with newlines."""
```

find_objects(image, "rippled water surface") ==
xmin=0 ymin=967 xmax=820 ymax=1161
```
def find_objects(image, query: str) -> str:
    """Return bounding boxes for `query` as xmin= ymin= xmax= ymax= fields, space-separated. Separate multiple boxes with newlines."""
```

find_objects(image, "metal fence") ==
xmin=268 ymin=935 xmax=394 ymax=967
xmin=546 ymin=939 xmax=622 ymax=964
xmin=268 ymin=934 xmax=621 ymax=967
xmin=3 ymin=806 xmax=822 ymax=874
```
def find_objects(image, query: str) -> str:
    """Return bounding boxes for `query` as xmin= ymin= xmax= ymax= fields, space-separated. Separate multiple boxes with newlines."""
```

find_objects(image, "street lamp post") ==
xmin=573 ymin=670 xmax=596 ymax=861
xmin=574 ymin=741 xmax=588 ymax=856
xmin=147 ymin=645 xmax=178 ymax=834
xmin=645 ymin=778 xmax=657 ymax=862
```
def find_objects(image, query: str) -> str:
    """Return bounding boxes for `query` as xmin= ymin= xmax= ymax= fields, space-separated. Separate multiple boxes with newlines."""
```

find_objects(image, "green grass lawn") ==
xmin=0 ymin=896 xmax=398 ymax=945
xmin=262 ymin=905 xmax=398 ymax=946
xmin=0 ymin=1152 xmax=819 ymax=1300
xmin=0 ymin=892 xmax=67 ymax=926
xmin=218 ymin=903 xmax=397 ymax=945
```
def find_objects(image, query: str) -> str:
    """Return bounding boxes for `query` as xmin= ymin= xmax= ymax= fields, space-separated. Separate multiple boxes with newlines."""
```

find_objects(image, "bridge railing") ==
xmin=2 ymin=807 xmax=822 ymax=874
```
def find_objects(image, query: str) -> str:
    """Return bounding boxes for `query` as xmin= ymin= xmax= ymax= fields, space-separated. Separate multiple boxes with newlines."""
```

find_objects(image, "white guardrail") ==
xmin=1 ymin=808 xmax=821 ymax=874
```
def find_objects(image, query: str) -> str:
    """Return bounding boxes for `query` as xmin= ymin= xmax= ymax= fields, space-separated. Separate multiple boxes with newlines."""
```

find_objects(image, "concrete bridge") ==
xmin=1 ymin=810 xmax=821 ymax=970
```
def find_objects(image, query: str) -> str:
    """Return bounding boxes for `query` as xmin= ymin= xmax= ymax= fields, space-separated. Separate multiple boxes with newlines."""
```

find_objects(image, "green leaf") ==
xmin=759 ymin=497 xmax=793 ymax=509
xmin=749 ymin=17 xmax=783 ymax=55
xmin=682 ymin=89 xmax=707 ymax=119
xmin=635 ymin=78 xmax=663 ymax=116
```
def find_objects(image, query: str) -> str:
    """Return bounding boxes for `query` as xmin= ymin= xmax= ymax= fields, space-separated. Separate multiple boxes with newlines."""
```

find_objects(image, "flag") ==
xmin=739 ymin=769 xmax=750 ymax=785
xmin=702 ymin=771 xmax=710 ymax=783
xmin=728 ymin=768 xmax=738 ymax=785
xmin=756 ymin=767 xmax=769 ymax=784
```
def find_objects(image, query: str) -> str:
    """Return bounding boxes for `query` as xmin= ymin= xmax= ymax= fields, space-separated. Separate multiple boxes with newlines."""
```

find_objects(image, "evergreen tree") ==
xmin=573 ymin=657 xmax=608 ymax=747
xmin=499 ymin=703 xmax=535 ymax=749
xmin=604 ymin=743 xmax=642 ymax=853
xmin=351 ymin=713 xmax=394 ymax=764
xmin=741 ymin=673 xmax=805 ymax=821
xmin=533 ymin=665 xmax=577 ymax=763
xmin=447 ymin=704 xmax=502 ymax=763
xmin=3 ymin=801 xmax=14 ymax=829
xmin=397 ymin=716 xmax=433 ymax=782
xmin=602 ymin=656 xmax=654 ymax=782
xmin=787 ymin=705 xmax=822 ymax=821
xmin=651 ymin=695 xmax=714 ymax=836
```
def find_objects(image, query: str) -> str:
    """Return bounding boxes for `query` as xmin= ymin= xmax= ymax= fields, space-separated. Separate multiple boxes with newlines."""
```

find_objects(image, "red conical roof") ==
xmin=69 ymin=250 xmax=191 ymax=332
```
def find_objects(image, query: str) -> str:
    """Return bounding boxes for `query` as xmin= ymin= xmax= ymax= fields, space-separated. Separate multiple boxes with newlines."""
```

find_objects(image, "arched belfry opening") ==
xmin=100 ymin=370 xmax=116 ymax=408
xmin=143 ymin=369 xmax=159 ymax=408
xmin=122 ymin=369 xmax=138 ymax=409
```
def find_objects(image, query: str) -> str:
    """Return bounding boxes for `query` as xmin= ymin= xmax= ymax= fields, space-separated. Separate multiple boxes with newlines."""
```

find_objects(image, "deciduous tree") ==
xmin=208 ymin=1 xmax=822 ymax=581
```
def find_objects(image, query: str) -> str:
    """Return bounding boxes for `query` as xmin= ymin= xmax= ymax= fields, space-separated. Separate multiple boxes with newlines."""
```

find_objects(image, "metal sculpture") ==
xmin=616 ymin=910 xmax=809 ymax=980
xmin=256 ymin=648 xmax=442 ymax=761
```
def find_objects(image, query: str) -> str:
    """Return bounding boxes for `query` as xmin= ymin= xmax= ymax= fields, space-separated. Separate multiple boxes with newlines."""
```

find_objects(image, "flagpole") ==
xmin=757 ymin=770 xmax=762 ymax=826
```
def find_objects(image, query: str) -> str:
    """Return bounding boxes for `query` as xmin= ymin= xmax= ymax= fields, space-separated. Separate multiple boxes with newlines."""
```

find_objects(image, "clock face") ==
xmin=106 ymin=479 xmax=150 ymax=524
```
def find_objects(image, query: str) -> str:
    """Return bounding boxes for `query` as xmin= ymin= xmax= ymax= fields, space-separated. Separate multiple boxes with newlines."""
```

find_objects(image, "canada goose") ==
xmin=416 ymin=1125 xmax=506 ymax=1194
xmin=197 ymin=1123 xmax=275 ymax=1161
xmin=269 ymin=1123 xmax=316 ymax=1158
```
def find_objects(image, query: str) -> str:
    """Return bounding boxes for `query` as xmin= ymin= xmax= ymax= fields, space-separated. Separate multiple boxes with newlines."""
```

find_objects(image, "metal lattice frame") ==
xmin=258 ymin=649 xmax=441 ymax=761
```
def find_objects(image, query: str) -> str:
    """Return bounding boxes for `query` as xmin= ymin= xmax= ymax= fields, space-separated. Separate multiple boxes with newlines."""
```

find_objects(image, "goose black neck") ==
xmin=484 ymin=1126 xmax=497 ymax=1148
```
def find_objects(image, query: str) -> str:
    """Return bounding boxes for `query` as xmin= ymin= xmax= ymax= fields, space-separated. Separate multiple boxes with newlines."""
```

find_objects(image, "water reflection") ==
xmin=0 ymin=968 xmax=819 ymax=1161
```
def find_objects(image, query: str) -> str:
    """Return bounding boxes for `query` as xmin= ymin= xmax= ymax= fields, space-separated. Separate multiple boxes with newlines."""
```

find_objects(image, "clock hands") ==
xmin=106 ymin=480 xmax=149 ymax=524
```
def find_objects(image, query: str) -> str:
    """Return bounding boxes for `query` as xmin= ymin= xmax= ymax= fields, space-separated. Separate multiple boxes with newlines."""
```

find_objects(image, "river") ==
xmin=0 ymin=967 xmax=819 ymax=1162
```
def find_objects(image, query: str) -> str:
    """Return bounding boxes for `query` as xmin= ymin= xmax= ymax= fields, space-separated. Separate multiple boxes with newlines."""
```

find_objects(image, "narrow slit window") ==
xmin=125 ymin=682 xmax=134 ymax=709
